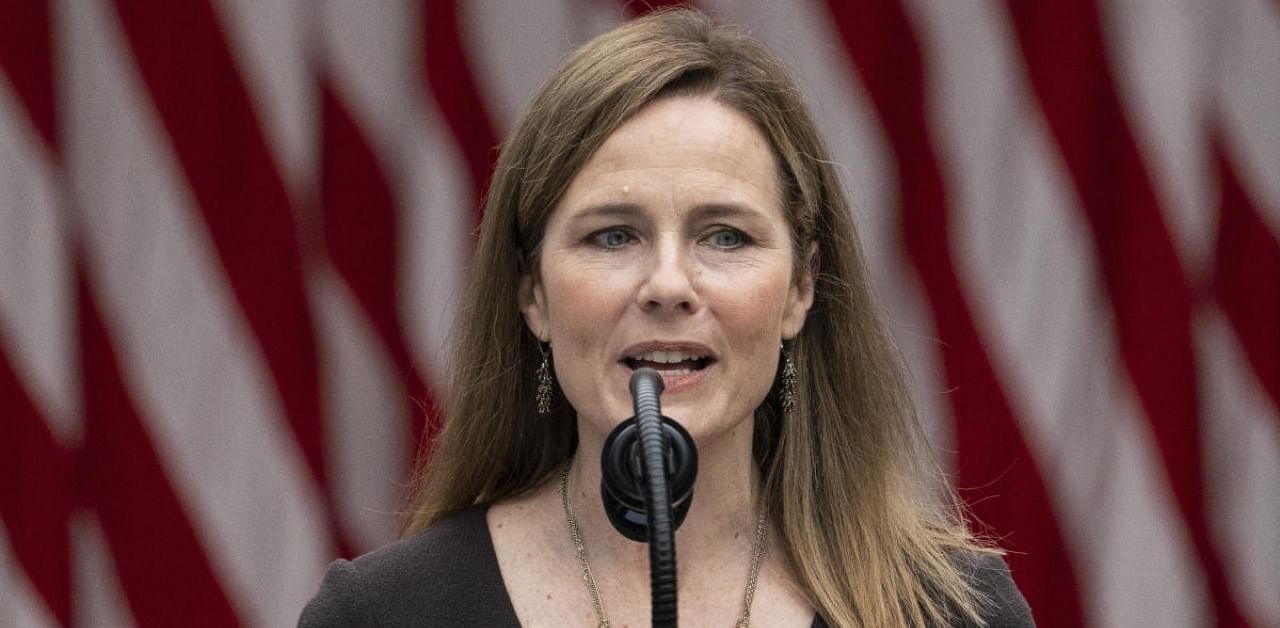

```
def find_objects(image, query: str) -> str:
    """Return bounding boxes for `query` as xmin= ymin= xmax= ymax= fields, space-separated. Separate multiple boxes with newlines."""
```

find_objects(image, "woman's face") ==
xmin=521 ymin=95 xmax=813 ymax=448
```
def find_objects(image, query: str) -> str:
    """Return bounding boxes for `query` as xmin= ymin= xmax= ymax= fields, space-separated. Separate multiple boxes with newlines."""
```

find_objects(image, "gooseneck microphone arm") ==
xmin=600 ymin=367 xmax=698 ymax=628
xmin=631 ymin=369 xmax=678 ymax=627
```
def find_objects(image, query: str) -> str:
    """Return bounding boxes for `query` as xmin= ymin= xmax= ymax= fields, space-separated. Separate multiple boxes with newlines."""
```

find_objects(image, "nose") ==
xmin=635 ymin=238 xmax=701 ymax=314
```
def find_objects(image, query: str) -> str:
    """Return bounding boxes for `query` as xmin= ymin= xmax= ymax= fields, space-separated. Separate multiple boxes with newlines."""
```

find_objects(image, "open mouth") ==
xmin=622 ymin=350 xmax=714 ymax=375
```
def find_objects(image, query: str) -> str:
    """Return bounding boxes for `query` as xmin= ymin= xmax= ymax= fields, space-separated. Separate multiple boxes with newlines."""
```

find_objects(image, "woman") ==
xmin=302 ymin=8 xmax=1033 ymax=627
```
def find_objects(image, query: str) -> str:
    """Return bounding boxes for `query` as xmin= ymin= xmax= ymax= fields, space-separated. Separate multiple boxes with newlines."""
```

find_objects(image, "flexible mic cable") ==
xmin=630 ymin=368 xmax=678 ymax=627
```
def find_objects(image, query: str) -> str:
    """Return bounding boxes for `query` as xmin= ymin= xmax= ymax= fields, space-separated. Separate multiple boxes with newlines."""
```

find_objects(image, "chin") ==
xmin=663 ymin=405 xmax=753 ymax=448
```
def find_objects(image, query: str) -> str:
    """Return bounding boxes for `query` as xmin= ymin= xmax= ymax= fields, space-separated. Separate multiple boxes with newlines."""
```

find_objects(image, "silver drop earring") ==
xmin=781 ymin=344 xmax=797 ymax=417
xmin=536 ymin=344 xmax=553 ymax=415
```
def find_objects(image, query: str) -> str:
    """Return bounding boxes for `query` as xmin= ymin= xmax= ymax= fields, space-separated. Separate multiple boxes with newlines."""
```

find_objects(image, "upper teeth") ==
xmin=634 ymin=350 xmax=702 ymax=363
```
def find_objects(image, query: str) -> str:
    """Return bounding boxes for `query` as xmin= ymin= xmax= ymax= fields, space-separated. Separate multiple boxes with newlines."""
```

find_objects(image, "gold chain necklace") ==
xmin=559 ymin=463 xmax=769 ymax=627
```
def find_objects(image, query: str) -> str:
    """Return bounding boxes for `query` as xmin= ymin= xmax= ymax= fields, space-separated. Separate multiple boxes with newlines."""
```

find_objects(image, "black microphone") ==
xmin=600 ymin=369 xmax=699 ymax=540
xmin=600 ymin=367 xmax=698 ymax=627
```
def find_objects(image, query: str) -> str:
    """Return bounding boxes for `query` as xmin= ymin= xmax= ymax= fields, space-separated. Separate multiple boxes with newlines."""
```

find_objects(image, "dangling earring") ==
xmin=536 ymin=344 xmax=553 ymax=415
xmin=781 ymin=343 xmax=798 ymax=417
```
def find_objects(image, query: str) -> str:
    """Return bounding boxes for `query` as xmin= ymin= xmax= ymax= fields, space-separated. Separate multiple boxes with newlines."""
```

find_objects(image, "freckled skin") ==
xmin=521 ymin=95 xmax=813 ymax=456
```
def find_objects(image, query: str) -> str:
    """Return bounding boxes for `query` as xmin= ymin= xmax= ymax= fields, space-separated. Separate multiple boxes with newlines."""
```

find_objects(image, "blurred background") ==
xmin=1 ymin=0 xmax=1276 ymax=626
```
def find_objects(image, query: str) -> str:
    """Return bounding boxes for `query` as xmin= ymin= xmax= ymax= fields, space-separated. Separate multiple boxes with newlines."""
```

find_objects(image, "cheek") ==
xmin=713 ymin=274 xmax=792 ymax=338
xmin=542 ymin=266 xmax=629 ymax=349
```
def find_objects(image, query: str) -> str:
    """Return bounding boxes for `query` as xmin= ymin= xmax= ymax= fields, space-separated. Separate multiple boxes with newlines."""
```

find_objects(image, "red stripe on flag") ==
xmin=106 ymin=0 xmax=332 ymax=497
xmin=1213 ymin=135 xmax=1280 ymax=415
xmin=423 ymin=0 xmax=500 ymax=226
xmin=823 ymin=2 xmax=1087 ymax=623
xmin=0 ymin=7 xmax=69 ymax=623
xmin=78 ymin=267 xmax=242 ymax=627
xmin=320 ymin=84 xmax=441 ymax=455
xmin=0 ymin=0 xmax=57 ymax=152
xmin=1004 ymin=3 xmax=1250 ymax=625
xmin=0 ymin=347 xmax=72 ymax=626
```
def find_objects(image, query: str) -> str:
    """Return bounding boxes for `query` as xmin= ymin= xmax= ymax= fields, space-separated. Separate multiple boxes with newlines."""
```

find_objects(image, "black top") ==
xmin=299 ymin=506 xmax=1034 ymax=627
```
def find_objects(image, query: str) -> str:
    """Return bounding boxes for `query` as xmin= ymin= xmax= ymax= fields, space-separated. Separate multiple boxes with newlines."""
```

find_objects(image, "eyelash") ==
xmin=588 ymin=227 xmax=637 ymax=250
xmin=586 ymin=226 xmax=752 ymax=251
xmin=706 ymin=227 xmax=748 ymax=249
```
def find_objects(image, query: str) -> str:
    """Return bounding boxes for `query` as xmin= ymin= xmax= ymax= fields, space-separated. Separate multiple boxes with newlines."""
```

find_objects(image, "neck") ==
xmin=564 ymin=419 xmax=763 ymax=586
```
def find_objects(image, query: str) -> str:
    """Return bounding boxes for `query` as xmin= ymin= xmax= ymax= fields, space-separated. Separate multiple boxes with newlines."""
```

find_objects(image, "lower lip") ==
xmin=626 ymin=362 xmax=713 ymax=394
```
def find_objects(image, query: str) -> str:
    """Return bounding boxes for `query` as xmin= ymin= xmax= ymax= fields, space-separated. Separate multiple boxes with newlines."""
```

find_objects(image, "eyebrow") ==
xmin=571 ymin=201 xmax=767 ymax=221
xmin=573 ymin=202 xmax=643 ymax=219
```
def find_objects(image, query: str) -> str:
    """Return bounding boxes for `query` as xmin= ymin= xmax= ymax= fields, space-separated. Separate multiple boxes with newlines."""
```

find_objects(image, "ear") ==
xmin=781 ymin=242 xmax=817 ymax=340
xmin=519 ymin=271 xmax=551 ymax=342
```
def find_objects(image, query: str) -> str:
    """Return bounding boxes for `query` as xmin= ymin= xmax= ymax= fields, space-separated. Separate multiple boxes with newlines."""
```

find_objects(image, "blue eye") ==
xmin=591 ymin=228 xmax=633 ymax=249
xmin=707 ymin=229 xmax=744 ymax=249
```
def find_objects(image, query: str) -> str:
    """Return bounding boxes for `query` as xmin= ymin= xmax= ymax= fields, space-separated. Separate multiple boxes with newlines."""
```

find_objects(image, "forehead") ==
xmin=594 ymin=96 xmax=773 ymax=169
xmin=555 ymin=95 xmax=783 ymax=214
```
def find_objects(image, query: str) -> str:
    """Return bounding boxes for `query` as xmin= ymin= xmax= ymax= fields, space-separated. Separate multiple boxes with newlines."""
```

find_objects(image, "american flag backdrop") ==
xmin=0 ymin=0 xmax=1276 ymax=626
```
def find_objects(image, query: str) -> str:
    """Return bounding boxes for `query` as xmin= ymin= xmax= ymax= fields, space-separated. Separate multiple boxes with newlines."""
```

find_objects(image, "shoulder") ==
xmin=956 ymin=553 xmax=1036 ymax=628
xmin=297 ymin=505 xmax=520 ymax=627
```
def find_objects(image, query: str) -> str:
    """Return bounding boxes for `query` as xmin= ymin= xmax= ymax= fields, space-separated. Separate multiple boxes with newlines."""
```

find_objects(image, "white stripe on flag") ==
xmin=0 ymin=522 xmax=56 ymax=628
xmin=320 ymin=0 xmax=472 ymax=381
xmin=1098 ymin=0 xmax=1217 ymax=273
xmin=1201 ymin=1 xmax=1280 ymax=622
xmin=465 ymin=0 xmax=621 ymax=135
xmin=1199 ymin=311 xmax=1280 ymax=626
xmin=213 ymin=0 xmax=318 ymax=201
xmin=0 ymin=75 xmax=77 ymax=445
xmin=1215 ymin=0 xmax=1280 ymax=230
xmin=69 ymin=514 xmax=137 ymax=628
xmin=904 ymin=2 xmax=1208 ymax=626
xmin=397 ymin=92 xmax=471 ymax=377
xmin=58 ymin=1 xmax=331 ymax=625
xmin=313 ymin=267 xmax=410 ymax=552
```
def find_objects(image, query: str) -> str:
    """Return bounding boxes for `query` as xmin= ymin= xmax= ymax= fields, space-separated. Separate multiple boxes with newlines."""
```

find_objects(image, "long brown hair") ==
xmin=402 ymin=9 xmax=994 ymax=626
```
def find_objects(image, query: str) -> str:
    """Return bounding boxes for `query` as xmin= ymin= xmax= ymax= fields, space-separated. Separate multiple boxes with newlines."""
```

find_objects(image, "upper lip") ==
xmin=619 ymin=341 xmax=716 ymax=363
